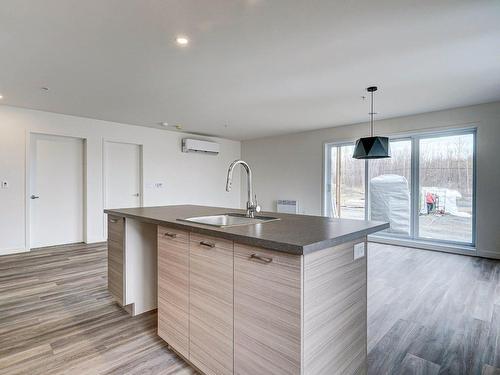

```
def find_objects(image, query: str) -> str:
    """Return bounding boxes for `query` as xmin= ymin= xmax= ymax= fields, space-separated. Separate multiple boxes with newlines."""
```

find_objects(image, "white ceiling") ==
xmin=1 ymin=0 xmax=499 ymax=140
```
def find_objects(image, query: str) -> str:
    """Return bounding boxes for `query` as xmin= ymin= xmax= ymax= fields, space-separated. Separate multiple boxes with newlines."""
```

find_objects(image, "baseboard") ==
xmin=0 ymin=247 xmax=29 ymax=256
xmin=368 ymin=236 xmax=477 ymax=257
xmin=476 ymin=249 xmax=500 ymax=260
xmin=85 ymin=239 xmax=107 ymax=244
xmin=369 ymin=236 xmax=500 ymax=260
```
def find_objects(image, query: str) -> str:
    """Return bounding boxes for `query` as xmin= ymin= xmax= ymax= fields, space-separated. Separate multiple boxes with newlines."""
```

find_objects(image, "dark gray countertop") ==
xmin=104 ymin=205 xmax=389 ymax=255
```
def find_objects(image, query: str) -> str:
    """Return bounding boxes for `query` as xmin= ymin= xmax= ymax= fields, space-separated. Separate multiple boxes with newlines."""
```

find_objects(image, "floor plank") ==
xmin=1 ymin=242 xmax=499 ymax=374
xmin=482 ymin=364 xmax=500 ymax=375
xmin=399 ymin=353 xmax=440 ymax=375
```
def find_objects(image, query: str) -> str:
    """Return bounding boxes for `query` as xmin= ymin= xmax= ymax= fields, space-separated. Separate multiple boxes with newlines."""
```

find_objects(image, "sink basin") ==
xmin=178 ymin=213 xmax=279 ymax=227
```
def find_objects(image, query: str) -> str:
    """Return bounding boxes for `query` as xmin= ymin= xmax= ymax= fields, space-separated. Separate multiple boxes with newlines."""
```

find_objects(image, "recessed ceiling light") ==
xmin=160 ymin=122 xmax=169 ymax=127
xmin=175 ymin=36 xmax=189 ymax=46
xmin=0 ymin=94 xmax=3 ymax=99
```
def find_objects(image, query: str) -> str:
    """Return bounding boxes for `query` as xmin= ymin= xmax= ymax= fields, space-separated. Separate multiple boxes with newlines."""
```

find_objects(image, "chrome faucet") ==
xmin=226 ymin=159 xmax=261 ymax=218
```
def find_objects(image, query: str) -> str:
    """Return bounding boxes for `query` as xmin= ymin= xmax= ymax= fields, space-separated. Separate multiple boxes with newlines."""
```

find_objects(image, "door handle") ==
xmin=132 ymin=193 xmax=140 ymax=197
xmin=30 ymin=195 xmax=40 ymax=199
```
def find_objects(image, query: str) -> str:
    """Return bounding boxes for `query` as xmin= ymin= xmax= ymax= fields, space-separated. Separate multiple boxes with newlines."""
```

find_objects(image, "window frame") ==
xmin=412 ymin=128 xmax=477 ymax=247
xmin=323 ymin=127 xmax=477 ymax=248
xmin=323 ymin=142 xmax=367 ymax=220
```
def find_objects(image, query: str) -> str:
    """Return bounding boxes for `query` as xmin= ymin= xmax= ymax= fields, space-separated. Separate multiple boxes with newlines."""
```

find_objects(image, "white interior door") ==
xmin=30 ymin=134 xmax=84 ymax=248
xmin=105 ymin=141 xmax=142 ymax=210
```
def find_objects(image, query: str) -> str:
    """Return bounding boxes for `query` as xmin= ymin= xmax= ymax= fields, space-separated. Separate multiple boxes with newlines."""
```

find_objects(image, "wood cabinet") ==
xmin=156 ymin=224 xmax=368 ymax=375
xmin=157 ymin=229 xmax=234 ymax=372
xmin=107 ymin=215 xmax=125 ymax=306
xmin=107 ymin=216 xmax=157 ymax=316
xmin=157 ymin=226 xmax=190 ymax=359
xmin=189 ymin=233 xmax=234 ymax=375
xmin=234 ymin=243 xmax=303 ymax=375
xmin=303 ymin=240 xmax=367 ymax=375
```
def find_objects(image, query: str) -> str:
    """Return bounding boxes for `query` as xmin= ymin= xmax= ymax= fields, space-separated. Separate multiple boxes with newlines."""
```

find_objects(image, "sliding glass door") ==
xmin=417 ymin=133 xmax=474 ymax=244
xmin=324 ymin=128 xmax=476 ymax=248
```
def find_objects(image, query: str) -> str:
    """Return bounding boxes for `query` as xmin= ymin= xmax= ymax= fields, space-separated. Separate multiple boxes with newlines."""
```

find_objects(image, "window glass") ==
xmin=328 ymin=144 xmax=365 ymax=219
xmin=369 ymin=140 xmax=412 ymax=236
xmin=418 ymin=134 xmax=474 ymax=243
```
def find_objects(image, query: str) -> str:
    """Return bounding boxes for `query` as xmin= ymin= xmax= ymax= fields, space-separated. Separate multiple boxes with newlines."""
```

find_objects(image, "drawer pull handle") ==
xmin=200 ymin=241 xmax=215 ymax=248
xmin=164 ymin=232 xmax=177 ymax=238
xmin=250 ymin=254 xmax=273 ymax=264
xmin=109 ymin=218 xmax=118 ymax=223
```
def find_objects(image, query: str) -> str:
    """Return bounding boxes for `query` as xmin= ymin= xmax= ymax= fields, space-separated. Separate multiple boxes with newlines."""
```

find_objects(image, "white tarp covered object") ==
xmin=419 ymin=187 xmax=471 ymax=217
xmin=370 ymin=174 xmax=410 ymax=235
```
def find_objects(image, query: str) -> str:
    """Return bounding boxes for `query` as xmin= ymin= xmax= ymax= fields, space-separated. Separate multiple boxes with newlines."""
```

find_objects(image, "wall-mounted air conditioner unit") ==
xmin=182 ymin=138 xmax=220 ymax=155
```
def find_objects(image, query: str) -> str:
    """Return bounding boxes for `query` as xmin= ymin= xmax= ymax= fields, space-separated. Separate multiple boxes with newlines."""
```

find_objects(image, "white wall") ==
xmin=242 ymin=101 xmax=500 ymax=259
xmin=0 ymin=105 xmax=241 ymax=255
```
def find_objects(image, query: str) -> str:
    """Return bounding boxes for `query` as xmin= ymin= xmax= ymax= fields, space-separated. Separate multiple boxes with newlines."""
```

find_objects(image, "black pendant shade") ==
xmin=352 ymin=136 xmax=391 ymax=159
xmin=352 ymin=86 xmax=391 ymax=159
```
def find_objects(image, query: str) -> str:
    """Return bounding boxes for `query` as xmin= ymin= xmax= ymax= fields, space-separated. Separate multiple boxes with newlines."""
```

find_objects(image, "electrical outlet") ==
xmin=353 ymin=242 xmax=365 ymax=260
xmin=1 ymin=181 xmax=8 ymax=189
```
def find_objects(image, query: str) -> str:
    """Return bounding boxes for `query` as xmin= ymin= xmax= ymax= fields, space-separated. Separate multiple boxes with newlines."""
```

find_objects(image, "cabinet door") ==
xmin=234 ymin=243 xmax=302 ymax=375
xmin=108 ymin=215 xmax=125 ymax=305
xmin=189 ymin=233 xmax=234 ymax=375
xmin=157 ymin=226 xmax=190 ymax=359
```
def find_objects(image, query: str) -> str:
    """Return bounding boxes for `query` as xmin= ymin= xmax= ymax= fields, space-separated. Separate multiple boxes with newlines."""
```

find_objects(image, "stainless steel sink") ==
xmin=178 ymin=213 xmax=279 ymax=228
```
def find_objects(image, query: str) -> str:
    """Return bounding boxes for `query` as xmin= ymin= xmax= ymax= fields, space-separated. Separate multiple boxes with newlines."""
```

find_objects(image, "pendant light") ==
xmin=352 ymin=86 xmax=391 ymax=159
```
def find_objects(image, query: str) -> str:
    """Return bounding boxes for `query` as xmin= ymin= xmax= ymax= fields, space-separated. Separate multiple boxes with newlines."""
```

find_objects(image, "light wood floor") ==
xmin=0 ymin=242 xmax=499 ymax=375
xmin=0 ymin=242 xmax=195 ymax=375
xmin=368 ymin=243 xmax=500 ymax=375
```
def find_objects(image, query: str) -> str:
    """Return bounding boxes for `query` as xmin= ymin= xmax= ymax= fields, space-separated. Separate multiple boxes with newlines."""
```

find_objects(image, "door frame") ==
xmin=25 ymin=131 xmax=87 ymax=250
xmin=102 ymin=139 xmax=144 ymax=237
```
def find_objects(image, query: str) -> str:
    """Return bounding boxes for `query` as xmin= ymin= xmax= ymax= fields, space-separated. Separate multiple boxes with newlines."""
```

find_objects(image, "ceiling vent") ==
xmin=182 ymin=138 xmax=220 ymax=155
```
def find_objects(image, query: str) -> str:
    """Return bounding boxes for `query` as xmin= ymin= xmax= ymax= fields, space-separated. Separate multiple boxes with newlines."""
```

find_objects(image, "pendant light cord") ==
xmin=370 ymin=89 xmax=374 ymax=137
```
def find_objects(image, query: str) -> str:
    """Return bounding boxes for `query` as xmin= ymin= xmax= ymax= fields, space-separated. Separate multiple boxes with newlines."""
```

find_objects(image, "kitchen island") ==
xmin=104 ymin=204 xmax=388 ymax=375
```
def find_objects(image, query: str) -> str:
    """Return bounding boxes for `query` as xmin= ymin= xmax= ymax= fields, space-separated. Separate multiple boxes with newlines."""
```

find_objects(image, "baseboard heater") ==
xmin=277 ymin=200 xmax=298 ymax=214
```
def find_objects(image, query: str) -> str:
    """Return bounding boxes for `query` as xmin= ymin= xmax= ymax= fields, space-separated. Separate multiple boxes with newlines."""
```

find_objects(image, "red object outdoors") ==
xmin=425 ymin=192 xmax=435 ymax=204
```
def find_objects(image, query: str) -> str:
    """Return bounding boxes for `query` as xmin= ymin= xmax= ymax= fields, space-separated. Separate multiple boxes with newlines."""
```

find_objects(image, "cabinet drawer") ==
xmin=158 ymin=226 xmax=189 ymax=244
xmin=157 ymin=226 xmax=189 ymax=359
xmin=107 ymin=216 xmax=124 ymax=305
xmin=234 ymin=243 xmax=302 ymax=375
xmin=189 ymin=233 xmax=234 ymax=375
xmin=190 ymin=232 xmax=233 ymax=251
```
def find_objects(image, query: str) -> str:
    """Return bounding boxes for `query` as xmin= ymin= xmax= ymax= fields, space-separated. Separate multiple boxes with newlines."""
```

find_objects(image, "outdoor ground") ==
xmin=340 ymin=206 xmax=472 ymax=244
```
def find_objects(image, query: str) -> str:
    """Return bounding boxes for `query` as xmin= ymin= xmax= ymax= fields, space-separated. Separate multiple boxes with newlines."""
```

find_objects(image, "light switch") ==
xmin=354 ymin=242 xmax=365 ymax=260
xmin=146 ymin=182 xmax=165 ymax=189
